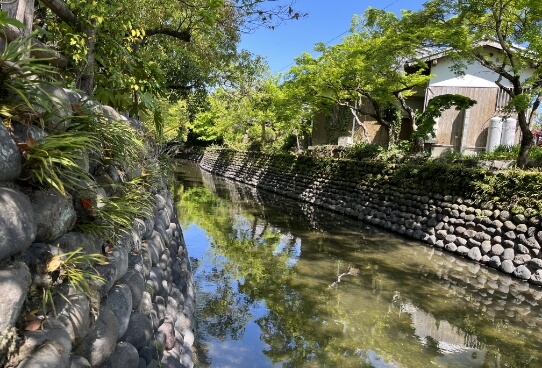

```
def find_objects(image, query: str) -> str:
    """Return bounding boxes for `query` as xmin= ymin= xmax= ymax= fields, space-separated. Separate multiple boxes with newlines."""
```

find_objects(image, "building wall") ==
xmin=425 ymin=86 xmax=500 ymax=155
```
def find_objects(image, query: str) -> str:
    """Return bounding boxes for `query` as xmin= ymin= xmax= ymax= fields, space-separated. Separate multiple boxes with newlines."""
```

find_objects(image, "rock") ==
xmin=0 ymin=187 xmax=37 ymax=260
xmin=155 ymin=194 xmax=167 ymax=210
xmin=102 ymin=105 xmax=129 ymax=123
xmin=54 ymin=285 xmax=91 ymax=344
xmin=119 ymin=270 xmax=145 ymax=310
xmin=134 ymin=218 xmax=146 ymax=238
xmin=514 ymin=265 xmax=532 ymax=280
xmin=0 ymin=121 xmax=22 ymax=181
xmin=145 ymin=240 xmax=160 ymax=267
xmin=445 ymin=234 xmax=457 ymax=243
xmin=465 ymin=229 xmax=478 ymax=238
xmin=166 ymin=296 xmax=179 ymax=320
xmin=31 ymin=189 xmax=77 ymax=242
xmin=529 ymin=258 xmax=542 ymax=270
xmin=467 ymin=247 xmax=482 ymax=261
xmin=128 ymin=229 xmax=142 ymax=253
xmin=445 ymin=243 xmax=457 ymax=252
xmin=503 ymin=221 xmax=516 ymax=231
xmin=103 ymin=284 xmax=133 ymax=339
xmin=503 ymin=248 xmax=515 ymax=261
xmin=516 ymin=244 xmax=530 ymax=255
xmin=144 ymin=216 xmax=155 ymax=239
xmin=530 ymin=270 xmax=542 ymax=285
xmin=10 ymin=120 xmax=48 ymax=144
xmin=148 ymin=267 xmax=164 ymax=297
xmin=94 ymin=262 xmax=117 ymax=297
xmin=102 ymin=342 xmax=139 ymax=368
xmin=467 ymin=238 xmax=481 ymax=248
xmin=516 ymin=224 xmax=528 ymax=233
xmin=501 ymin=260 xmax=515 ymax=274
xmin=122 ymin=313 xmax=153 ymax=350
xmin=78 ymin=305 xmax=118 ymax=366
xmin=137 ymin=291 xmax=153 ymax=316
xmin=155 ymin=296 xmax=167 ymax=324
xmin=107 ymin=246 xmax=129 ymax=282
xmin=0 ymin=262 xmax=31 ymax=331
xmin=19 ymin=318 xmax=71 ymax=368
xmin=42 ymin=86 xmax=76 ymax=132
xmin=68 ymin=355 xmax=91 ymax=368
xmin=504 ymin=230 xmax=516 ymax=240
xmin=481 ymin=241 xmax=492 ymax=254
xmin=488 ymin=256 xmax=501 ymax=269
xmin=457 ymin=246 xmax=469 ymax=256
xmin=513 ymin=254 xmax=531 ymax=266
xmin=499 ymin=210 xmax=511 ymax=221
xmin=53 ymin=232 xmax=101 ymax=255
xmin=150 ymin=231 xmax=166 ymax=254
xmin=180 ymin=342 xmax=194 ymax=368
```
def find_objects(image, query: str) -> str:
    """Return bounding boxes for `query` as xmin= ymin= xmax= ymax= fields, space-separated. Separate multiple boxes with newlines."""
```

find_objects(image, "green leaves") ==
xmin=23 ymin=131 xmax=98 ymax=196
xmin=414 ymin=94 xmax=477 ymax=140
xmin=0 ymin=10 xmax=24 ymax=29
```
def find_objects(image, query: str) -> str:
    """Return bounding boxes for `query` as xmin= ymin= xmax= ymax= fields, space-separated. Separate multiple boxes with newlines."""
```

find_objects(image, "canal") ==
xmin=173 ymin=160 xmax=542 ymax=368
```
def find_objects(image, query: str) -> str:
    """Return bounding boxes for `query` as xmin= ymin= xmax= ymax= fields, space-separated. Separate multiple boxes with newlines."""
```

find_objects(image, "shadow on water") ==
xmin=173 ymin=160 xmax=542 ymax=368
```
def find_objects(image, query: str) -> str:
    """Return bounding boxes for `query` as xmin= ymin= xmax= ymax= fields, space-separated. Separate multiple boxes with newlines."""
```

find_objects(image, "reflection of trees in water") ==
xmin=197 ymin=266 xmax=251 ymax=341
xmin=176 ymin=163 xmax=542 ymax=368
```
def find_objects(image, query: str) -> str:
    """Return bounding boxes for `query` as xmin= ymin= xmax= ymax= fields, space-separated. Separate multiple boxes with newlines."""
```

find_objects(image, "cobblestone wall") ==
xmin=196 ymin=148 xmax=542 ymax=286
xmin=0 ymin=88 xmax=195 ymax=368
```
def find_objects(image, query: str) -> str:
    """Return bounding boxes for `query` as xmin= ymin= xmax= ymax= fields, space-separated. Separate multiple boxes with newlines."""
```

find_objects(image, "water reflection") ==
xmin=173 ymin=161 xmax=542 ymax=368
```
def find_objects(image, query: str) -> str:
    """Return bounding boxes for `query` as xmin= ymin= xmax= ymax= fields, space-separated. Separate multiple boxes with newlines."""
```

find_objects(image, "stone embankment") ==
xmin=0 ymin=87 xmax=195 ymax=368
xmin=193 ymin=148 xmax=542 ymax=286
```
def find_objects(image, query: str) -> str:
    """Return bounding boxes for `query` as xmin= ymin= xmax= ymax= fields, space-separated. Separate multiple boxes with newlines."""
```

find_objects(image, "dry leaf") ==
xmin=46 ymin=256 xmax=63 ymax=273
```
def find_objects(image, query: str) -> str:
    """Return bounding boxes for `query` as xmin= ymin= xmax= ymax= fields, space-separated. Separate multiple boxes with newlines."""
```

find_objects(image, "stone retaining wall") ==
xmin=195 ymin=148 xmax=542 ymax=286
xmin=0 ymin=88 xmax=195 ymax=368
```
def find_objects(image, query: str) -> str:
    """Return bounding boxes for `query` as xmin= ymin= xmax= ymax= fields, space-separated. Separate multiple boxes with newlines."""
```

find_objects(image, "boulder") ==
xmin=31 ymin=189 xmax=77 ymax=242
xmin=19 ymin=318 xmax=72 ymax=368
xmin=100 ymin=342 xmax=139 ymax=368
xmin=121 ymin=313 xmax=153 ymax=350
xmin=0 ymin=121 xmax=21 ymax=181
xmin=119 ymin=270 xmax=145 ymax=310
xmin=53 ymin=232 xmax=101 ymax=255
xmin=103 ymin=284 xmax=132 ymax=339
xmin=54 ymin=285 xmax=91 ymax=344
xmin=0 ymin=262 xmax=31 ymax=331
xmin=78 ymin=305 xmax=118 ymax=366
xmin=0 ymin=187 xmax=36 ymax=260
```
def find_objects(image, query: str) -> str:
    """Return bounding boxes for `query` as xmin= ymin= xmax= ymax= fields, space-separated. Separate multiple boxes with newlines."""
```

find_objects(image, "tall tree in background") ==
xmin=402 ymin=0 xmax=542 ymax=166
xmin=286 ymin=9 xmax=431 ymax=148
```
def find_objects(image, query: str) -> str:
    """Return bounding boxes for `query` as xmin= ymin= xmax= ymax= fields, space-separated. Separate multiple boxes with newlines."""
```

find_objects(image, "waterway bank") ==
xmin=181 ymin=148 xmax=542 ymax=286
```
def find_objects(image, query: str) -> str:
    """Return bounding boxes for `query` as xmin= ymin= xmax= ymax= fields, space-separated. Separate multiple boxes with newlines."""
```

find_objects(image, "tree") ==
xmin=285 ymin=9 xmax=431 ymax=148
xmin=34 ymin=0 xmax=306 ymax=135
xmin=401 ymin=0 xmax=542 ymax=166
xmin=190 ymin=50 xmax=312 ymax=150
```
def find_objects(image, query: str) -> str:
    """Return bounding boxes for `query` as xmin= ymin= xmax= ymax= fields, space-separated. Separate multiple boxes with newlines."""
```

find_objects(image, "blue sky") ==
xmin=239 ymin=0 xmax=427 ymax=75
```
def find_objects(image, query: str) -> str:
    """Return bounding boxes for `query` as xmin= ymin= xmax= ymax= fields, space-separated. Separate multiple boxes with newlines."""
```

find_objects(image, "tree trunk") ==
xmin=77 ymin=26 xmax=96 ymax=95
xmin=1 ymin=0 xmax=33 ymax=53
xmin=260 ymin=121 xmax=266 ymax=146
xmin=517 ymin=110 xmax=533 ymax=168
xmin=384 ymin=123 xmax=394 ymax=149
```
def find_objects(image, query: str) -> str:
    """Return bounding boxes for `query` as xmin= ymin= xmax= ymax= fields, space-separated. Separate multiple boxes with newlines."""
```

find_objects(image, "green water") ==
xmin=173 ymin=161 xmax=542 ymax=368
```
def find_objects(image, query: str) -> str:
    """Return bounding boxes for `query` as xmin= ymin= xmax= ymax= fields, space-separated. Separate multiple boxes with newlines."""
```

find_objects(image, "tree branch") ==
xmin=0 ymin=24 xmax=68 ymax=69
xmin=144 ymin=28 xmax=191 ymax=42
xmin=40 ymin=0 xmax=77 ymax=28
